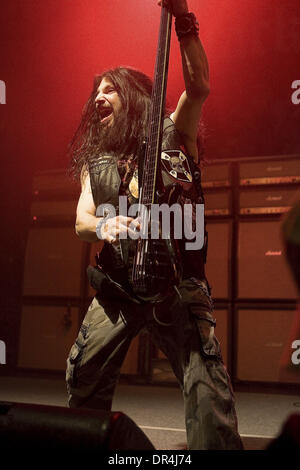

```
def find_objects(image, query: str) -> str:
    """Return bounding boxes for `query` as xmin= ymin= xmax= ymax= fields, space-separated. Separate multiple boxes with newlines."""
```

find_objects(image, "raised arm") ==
xmin=159 ymin=0 xmax=210 ymax=162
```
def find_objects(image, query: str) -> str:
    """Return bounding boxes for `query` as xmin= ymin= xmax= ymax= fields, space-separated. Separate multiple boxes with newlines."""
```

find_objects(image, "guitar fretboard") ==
xmin=139 ymin=6 xmax=172 ymax=209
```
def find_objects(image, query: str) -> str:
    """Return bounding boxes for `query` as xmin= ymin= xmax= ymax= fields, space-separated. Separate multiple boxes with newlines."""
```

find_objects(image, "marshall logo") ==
xmin=265 ymin=250 xmax=282 ymax=256
xmin=267 ymin=166 xmax=282 ymax=172
xmin=0 ymin=80 xmax=6 ymax=104
xmin=266 ymin=196 xmax=282 ymax=201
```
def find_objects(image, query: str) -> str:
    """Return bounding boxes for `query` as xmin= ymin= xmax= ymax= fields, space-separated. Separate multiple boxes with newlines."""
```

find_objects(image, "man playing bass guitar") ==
xmin=67 ymin=0 xmax=243 ymax=450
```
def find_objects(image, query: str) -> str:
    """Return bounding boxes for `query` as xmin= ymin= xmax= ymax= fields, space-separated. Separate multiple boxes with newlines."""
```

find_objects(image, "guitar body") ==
xmin=120 ymin=181 xmax=183 ymax=302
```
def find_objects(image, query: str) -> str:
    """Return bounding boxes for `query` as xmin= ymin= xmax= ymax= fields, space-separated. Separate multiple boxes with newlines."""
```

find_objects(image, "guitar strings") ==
xmin=132 ymin=7 xmax=171 ymax=293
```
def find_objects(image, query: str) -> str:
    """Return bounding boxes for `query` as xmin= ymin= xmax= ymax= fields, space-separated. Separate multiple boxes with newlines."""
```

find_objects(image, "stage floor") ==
xmin=0 ymin=375 xmax=299 ymax=450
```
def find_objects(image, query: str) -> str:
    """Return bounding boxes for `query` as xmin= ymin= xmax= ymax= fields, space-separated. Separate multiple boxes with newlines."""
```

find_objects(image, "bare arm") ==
xmin=159 ymin=0 xmax=210 ymax=163
xmin=75 ymin=167 xmax=139 ymax=244
xmin=75 ymin=168 xmax=102 ymax=244
xmin=170 ymin=34 xmax=210 ymax=163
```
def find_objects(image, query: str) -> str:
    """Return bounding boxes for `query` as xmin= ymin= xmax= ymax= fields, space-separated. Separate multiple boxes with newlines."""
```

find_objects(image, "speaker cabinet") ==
xmin=205 ymin=221 xmax=232 ymax=300
xmin=23 ymin=226 xmax=86 ymax=297
xmin=32 ymin=169 xmax=80 ymax=198
xmin=236 ymin=307 xmax=300 ymax=383
xmin=18 ymin=305 xmax=79 ymax=370
xmin=239 ymin=187 xmax=296 ymax=215
xmin=205 ymin=190 xmax=232 ymax=217
xmin=239 ymin=158 xmax=300 ymax=186
xmin=202 ymin=163 xmax=232 ymax=188
xmin=30 ymin=199 xmax=77 ymax=221
xmin=237 ymin=219 xmax=298 ymax=300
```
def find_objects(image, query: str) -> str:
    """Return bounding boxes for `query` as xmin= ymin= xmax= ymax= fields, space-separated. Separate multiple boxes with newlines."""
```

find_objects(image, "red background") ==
xmin=0 ymin=0 xmax=299 ymax=176
xmin=0 ymin=0 xmax=299 ymax=367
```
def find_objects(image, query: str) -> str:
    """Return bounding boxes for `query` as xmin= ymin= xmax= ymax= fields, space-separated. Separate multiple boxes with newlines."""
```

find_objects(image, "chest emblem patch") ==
xmin=161 ymin=150 xmax=193 ymax=182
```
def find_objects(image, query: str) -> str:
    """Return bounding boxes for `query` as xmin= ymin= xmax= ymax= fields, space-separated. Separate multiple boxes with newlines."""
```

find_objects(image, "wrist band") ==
xmin=175 ymin=12 xmax=199 ymax=41
xmin=96 ymin=218 xmax=107 ymax=240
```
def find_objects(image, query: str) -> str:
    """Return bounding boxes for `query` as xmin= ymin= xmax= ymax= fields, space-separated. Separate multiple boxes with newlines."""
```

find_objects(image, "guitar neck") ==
xmin=140 ymin=7 xmax=173 ymax=207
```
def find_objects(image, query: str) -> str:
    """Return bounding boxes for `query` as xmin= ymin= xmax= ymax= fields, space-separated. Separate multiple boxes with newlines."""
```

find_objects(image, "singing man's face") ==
xmin=94 ymin=77 xmax=122 ymax=127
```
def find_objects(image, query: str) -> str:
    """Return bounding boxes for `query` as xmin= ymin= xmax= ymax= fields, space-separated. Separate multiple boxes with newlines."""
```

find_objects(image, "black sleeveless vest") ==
xmin=89 ymin=117 xmax=207 ymax=281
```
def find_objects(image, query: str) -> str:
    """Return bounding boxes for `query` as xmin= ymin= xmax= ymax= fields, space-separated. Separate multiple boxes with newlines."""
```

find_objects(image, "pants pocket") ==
xmin=66 ymin=322 xmax=89 ymax=388
xmin=189 ymin=305 xmax=222 ymax=360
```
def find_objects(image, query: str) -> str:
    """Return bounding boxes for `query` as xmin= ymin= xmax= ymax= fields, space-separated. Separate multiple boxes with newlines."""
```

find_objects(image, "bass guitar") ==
xmin=119 ymin=5 xmax=183 ymax=302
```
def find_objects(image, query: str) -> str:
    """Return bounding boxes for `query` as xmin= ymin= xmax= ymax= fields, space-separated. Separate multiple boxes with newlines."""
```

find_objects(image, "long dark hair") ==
xmin=69 ymin=66 xmax=205 ymax=179
xmin=69 ymin=66 xmax=153 ymax=179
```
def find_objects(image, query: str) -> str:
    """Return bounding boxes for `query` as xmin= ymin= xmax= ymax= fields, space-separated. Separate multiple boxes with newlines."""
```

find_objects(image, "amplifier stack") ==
xmin=234 ymin=156 xmax=300 ymax=385
xmin=202 ymin=162 xmax=234 ymax=368
xmin=19 ymin=170 xmax=83 ymax=372
xmin=204 ymin=155 xmax=300 ymax=386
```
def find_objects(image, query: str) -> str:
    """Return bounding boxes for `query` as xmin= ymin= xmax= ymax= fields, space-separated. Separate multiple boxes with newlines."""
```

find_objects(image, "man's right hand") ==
xmin=100 ymin=215 xmax=141 ymax=244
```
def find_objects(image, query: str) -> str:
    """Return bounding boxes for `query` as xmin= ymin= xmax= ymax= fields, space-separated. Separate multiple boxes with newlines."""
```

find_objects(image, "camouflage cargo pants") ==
xmin=66 ymin=277 xmax=243 ymax=450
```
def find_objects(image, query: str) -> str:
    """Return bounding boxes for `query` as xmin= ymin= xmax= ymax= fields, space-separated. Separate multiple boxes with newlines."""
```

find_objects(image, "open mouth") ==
xmin=98 ymin=107 xmax=113 ymax=123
